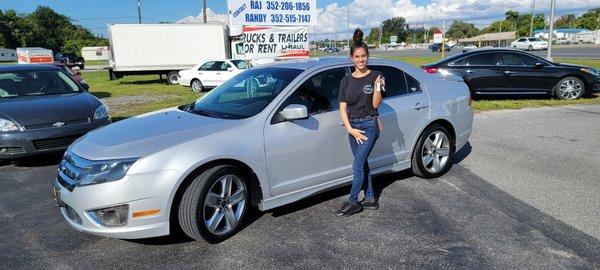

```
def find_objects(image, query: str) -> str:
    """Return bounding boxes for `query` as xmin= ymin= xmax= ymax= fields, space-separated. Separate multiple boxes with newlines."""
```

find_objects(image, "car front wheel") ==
xmin=178 ymin=165 xmax=249 ymax=242
xmin=411 ymin=124 xmax=454 ymax=178
xmin=555 ymin=76 xmax=585 ymax=100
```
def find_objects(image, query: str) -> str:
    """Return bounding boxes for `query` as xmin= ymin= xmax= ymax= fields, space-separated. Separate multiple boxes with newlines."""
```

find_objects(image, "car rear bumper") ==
xmin=0 ymin=117 xmax=110 ymax=159
xmin=53 ymin=169 xmax=182 ymax=239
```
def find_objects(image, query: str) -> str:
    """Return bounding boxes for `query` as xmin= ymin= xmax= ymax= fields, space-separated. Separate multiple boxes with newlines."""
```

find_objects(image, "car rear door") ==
xmin=263 ymin=67 xmax=354 ymax=197
xmin=450 ymin=52 xmax=506 ymax=94
xmin=369 ymin=65 xmax=430 ymax=165
xmin=197 ymin=61 xmax=222 ymax=87
xmin=498 ymin=52 xmax=556 ymax=94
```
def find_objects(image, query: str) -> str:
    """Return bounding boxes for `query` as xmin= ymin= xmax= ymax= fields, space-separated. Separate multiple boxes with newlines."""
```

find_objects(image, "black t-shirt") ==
xmin=338 ymin=70 xmax=382 ymax=119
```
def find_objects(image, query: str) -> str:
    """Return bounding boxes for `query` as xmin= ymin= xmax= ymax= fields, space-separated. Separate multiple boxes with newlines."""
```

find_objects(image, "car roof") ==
xmin=0 ymin=64 xmax=61 ymax=72
xmin=259 ymin=57 xmax=416 ymax=71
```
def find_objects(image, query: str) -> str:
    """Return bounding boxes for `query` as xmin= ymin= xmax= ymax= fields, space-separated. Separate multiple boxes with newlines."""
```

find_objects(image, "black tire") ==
xmin=191 ymin=79 xmax=204 ymax=93
xmin=167 ymin=71 xmax=180 ymax=85
xmin=178 ymin=165 xmax=250 ymax=243
xmin=411 ymin=124 xmax=455 ymax=178
xmin=554 ymin=76 xmax=585 ymax=100
xmin=109 ymin=70 xmax=118 ymax=80
xmin=79 ymin=65 xmax=84 ymax=70
xmin=528 ymin=45 xmax=533 ymax=51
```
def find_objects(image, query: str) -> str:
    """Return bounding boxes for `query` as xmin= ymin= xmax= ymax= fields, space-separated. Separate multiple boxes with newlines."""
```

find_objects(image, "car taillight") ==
xmin=423 ymin=67 xmax=438 ymax=74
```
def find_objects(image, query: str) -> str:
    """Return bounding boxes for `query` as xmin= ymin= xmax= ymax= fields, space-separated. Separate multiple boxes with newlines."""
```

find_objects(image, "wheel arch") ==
xmin=409 ymin=118 xmax=457 ymax=159
xmin=168 ymin=158 xmax=263 ymax=233
xmin=553 ymin=74 xmax=590 ymax=96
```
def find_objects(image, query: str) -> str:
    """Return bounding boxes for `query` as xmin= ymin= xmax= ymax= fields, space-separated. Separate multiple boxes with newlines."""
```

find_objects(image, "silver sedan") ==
xmin=53 ymin=58 xmax=473 ymax=242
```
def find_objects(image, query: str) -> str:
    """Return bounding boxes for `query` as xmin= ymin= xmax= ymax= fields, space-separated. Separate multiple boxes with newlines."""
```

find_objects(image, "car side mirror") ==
xmin=81 ymin=83 xmax=90 ymax=91
xmin=280 ymin=104 xmax=308 ymax=121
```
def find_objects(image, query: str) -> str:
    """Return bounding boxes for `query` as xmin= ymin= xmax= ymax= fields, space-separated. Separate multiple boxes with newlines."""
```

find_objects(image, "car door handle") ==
xmin=503 ymin=71 xmax=515 ymax=75
xmin=413 ymin=103 xmax=429 ymax=110
xmin=216 ymin=73 xmax=221 ymax=75
xmin=465 ymin=69 xmax=474 ymax=73
xmin=339 ymin=122 xmax=345 ymax=126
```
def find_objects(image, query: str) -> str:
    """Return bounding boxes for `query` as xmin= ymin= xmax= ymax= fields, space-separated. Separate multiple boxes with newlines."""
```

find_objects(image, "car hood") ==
xmin=70 ymin=108 xmax=239 ymax=160
xmin=0 ymin=93 xmax=97 ymax=126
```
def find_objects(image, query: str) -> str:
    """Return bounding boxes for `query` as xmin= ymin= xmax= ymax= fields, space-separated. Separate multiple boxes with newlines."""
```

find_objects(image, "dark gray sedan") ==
xmin=0 ymin=65 xmax=110 ymax=159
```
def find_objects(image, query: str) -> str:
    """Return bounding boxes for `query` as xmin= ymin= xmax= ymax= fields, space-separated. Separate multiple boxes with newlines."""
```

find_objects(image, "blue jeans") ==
xmin=347 ymin=117 xmax=380 ymax=204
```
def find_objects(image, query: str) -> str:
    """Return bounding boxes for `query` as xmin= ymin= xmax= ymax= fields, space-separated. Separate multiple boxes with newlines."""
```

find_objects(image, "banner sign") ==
xmin=243 ymin=26 xmax=309 ymax=59
xmin=229 ymin=0 xmax=317 ymax=26
xmin=433 ymin=33 xmax=443 ymax=44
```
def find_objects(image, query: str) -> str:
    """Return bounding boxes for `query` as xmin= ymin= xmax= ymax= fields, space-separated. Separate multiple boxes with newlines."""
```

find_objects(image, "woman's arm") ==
xmin=372 ymin=75 xmax=383 ymax=109
xmin=340 ymin=102 xmax=368 ymax=143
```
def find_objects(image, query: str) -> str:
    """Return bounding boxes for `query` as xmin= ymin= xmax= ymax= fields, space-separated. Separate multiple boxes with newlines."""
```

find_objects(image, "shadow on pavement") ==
xmin=1 ymin=152 xmax=63 ymax=168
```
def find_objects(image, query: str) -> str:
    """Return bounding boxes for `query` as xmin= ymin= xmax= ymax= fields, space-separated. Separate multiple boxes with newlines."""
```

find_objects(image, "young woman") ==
xmin=336 ymin=28 xmax=385 ymax=217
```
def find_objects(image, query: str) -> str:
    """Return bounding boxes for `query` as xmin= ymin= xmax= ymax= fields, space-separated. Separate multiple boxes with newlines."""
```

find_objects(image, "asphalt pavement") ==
xmin=1 ymin=105 xmax=600 ymax=269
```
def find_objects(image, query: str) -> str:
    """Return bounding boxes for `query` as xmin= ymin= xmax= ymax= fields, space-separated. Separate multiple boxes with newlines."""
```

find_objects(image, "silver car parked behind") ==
xmin=53 ymin=58 xmax=473 ymax=242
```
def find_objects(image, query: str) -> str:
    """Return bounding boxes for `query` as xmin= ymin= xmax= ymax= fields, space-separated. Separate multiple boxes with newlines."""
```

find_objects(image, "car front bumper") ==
xmin=592 ymin=78 xmax=600 ymax=93
xmin=0 ymin=117 xmax=110 ymax=159
xmin=53 ymin=169 xmax=182 ymax=239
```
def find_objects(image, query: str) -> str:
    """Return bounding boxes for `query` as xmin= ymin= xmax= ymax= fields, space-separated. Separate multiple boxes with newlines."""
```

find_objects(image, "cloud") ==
xmin=177 ymin=0 xmax=600 ymax=35
xmin=177 ymin=8 xmax=229 ymax=24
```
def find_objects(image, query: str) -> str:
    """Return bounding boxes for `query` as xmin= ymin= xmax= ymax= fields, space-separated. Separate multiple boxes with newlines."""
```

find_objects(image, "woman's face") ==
xmin=351 ymin=47 xmax=368 ymax=70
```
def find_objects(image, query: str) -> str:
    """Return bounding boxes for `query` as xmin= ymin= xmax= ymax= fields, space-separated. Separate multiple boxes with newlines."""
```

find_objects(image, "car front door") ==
xmin=197 ymin=61 xmax=223 ymax=87
xmin=514 ymin=38 xmax=526 ymax=49
xmin=264 ymin=67 xmax=354 ymax=197
xmin=498 ymin=52 xmax=556 ymax=94
xmin=450 ymin=52 xmax=506 ymax=94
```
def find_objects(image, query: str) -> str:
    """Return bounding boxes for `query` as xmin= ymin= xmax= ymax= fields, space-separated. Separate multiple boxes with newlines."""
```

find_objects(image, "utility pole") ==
xmin=441 ymin=20 xmax=446 ymax=58
xmin=529 ymin=0 xmax=536 ymax=36
xmin=137 ymin=0 xmax=142 ymax=24
xmin=347 ymin=0 xmax=350 ymax=49
xmin=546 ymin=0 xmax=556 ymax=61
xmin=498 ymin=0 xmax=504 ymax=47
xmin=203 ymin=0 xmax=207 ymax=23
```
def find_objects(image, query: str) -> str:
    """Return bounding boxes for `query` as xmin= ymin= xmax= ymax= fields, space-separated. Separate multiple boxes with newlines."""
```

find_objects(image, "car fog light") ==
xmin=88 ymin=204 xmax=129 ymax=227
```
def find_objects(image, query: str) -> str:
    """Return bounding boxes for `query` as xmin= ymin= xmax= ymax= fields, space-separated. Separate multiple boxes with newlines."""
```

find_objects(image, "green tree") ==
xmin=26 ymin=6 xmax=72 ymax=51
xmin=555 ymin=14 xmax=577 ymax=28
xmin=366 ymin=27 xmax=380 ymax=45
xmin=381 ymin=17 xmax=407 ymax=43
xmin=575 ymin=8 xmax=600 ymax=30
xmin=445 ymin=20 xmax=478 ymax=40
xmin=505 ymin=10 xmax=519 ymax=31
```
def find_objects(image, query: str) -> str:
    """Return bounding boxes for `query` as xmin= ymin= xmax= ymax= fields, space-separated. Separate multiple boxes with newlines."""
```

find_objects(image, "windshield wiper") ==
xmin=191 ymin=108 xmax=221 ymax=119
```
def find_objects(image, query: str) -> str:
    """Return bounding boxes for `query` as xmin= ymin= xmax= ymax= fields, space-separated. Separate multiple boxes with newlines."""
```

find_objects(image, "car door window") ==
xmin=405 ymin=73 xmax=421 ymax=93
xmin=282 ymin=67 xmax=349 ymax=114
xmin=219 ymin=62 xmax=231 ymax=71
xmin=517 ymin=38 xmax=525 ymax=42
xmin=500 ymin=53 xmax=539 ymax=66
xmin=198 ymin=61 xmax=216 ymax=71
xmin=454 ymin=53 xmax=499 ymax=66
xmin=368 ymin=65 xmax=409 ymax=98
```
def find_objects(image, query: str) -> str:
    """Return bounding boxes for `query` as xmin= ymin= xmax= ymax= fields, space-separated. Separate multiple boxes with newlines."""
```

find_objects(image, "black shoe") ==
xmin=336 ymin=201 xmax=363 ymax=217
xmin=362 ymin=199 xmax=379 ymax=210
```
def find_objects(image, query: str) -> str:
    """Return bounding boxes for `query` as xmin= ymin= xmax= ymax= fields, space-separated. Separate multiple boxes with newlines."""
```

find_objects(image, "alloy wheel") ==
xmin=421 ymin=131 xmax=451 ymax=174
xmin=192 ymin=80 xmax=203 ymax=92
xmin=558 ymin=79 xmax=583 ymax=100
xmin=203 ymin=174 xmax=247 ymax=236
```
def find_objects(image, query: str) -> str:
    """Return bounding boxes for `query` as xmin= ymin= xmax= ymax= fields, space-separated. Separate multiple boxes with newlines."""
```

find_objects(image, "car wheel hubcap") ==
xmin=421 ymin=131 xmax=450 ymax=174
xmin=203 ymin=174 xmax=246 ymax=235
xmin=558 ymin=79 xmax=582 ymax=100
xmin=192 ymin=81 xmax=202 ymax=92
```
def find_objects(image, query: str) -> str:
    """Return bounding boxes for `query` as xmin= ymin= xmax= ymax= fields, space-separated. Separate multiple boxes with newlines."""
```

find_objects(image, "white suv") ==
xmin=511 ymin=37 xmax=548 ymax=51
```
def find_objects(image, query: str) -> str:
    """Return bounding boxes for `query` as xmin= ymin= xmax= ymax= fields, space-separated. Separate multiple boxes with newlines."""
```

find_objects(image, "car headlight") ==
xmin=77 ymin=158 xmax=138 ymax=186
xmin=94 ymin=104 xmax=109 ymax=120
xmin=0 ymin=118 xmax=19 ymax=132
xmin=581 ymin=68 xmax=600 ymax=77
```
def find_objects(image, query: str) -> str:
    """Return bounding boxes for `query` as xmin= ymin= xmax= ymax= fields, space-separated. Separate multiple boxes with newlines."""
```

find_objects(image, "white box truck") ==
xmin=107 ymin=23 xmax=244 ymax=84
xmin=16 ymin=47 xmax=54 ymax=64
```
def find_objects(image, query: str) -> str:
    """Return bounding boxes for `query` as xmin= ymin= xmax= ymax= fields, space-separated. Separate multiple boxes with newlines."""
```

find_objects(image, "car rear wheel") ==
xmin=555 ymin=77 xmax=585 ymax=100
xmin=191 ymin=79 xmax=204 ymax=93
xmin=528 ymin=45 xmax=533 ymax=51
xmin=178 ymin=165 xmax=249 ymax=242
xmin=411 ymin=125 xmax=454 ymax=178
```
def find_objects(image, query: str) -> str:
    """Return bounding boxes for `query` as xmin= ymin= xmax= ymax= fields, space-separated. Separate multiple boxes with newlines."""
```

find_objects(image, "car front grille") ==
xmin=25 ymin=118 xmax=90 ymax=130
xmin=32 ymin=134 xmax=82 ymax=150
xmin=57 ymin=152 xmax=95 ymax=191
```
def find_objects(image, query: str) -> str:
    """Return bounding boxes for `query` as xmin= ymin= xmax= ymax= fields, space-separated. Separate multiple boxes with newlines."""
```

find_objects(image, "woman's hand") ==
xmin=348 ymin=128 xmax=368 ymax=144
xmin=375 ymin=75 xmax=385 ymax=92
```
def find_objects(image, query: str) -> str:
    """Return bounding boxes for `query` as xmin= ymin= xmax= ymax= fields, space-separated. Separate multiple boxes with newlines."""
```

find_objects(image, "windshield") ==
xmin=231 ymin=60 xmax=247 ymax=70
xmin=186 ymin=67 xmax=303 ymax=119
xmin=0 ymin=70 xmax=82 ymax=98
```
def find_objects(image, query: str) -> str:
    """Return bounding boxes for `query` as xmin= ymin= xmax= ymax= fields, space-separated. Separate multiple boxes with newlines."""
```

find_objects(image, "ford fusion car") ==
xmin=0 ymin=65 xmax=110 ymax=160
xmin=53 ymin=58 xmax=473 ymax=242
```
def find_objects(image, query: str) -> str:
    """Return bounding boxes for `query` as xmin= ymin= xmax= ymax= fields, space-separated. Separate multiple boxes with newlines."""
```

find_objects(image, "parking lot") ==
xmin=2 ymin=104 xmax=599 ymax=269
